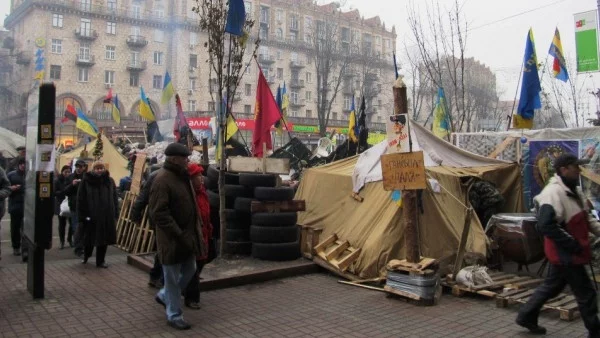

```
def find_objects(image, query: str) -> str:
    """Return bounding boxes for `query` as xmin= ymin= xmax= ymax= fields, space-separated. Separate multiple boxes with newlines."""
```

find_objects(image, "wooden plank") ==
xmin=488 ymin=137 xmax=516 ymax=159
xmin=559 ymin=302 xmax=580 ymax=321
xmin=314 ymin=234 xmax=337 ymax=255
xmin=497 ymin=288 xmax=533 ymax=298
xmin=490 ymin=273 xmax=516 ymax=281
xmin=251 ymin=200 xmax=306 ymax=213
xmin=227 ymin=156 xmax=290 ymax=174
xmin=130 ymin=153 xmax=147 ymax=194
xmin=325 ymin=241 xmax=349 ymax=261
xmin=338 ymin=280 xmax=387 ymax=293
xmin=507 ymin=278 xmax=544 ymax=289
xmin=452 ymin=208 xmax=473 ymax=281
xmin=471 ymin=276 xmax=531 ymax=291
xmin=546 ymin=295 xmax=576 ymax=308
xmin=488 ymin=271 xmax=507 ymax=277
xmin=383 ymin=285 xmax=421 ymax=301
xmin=335 ymin=248 xmax=361 ymax=272
xmin=313 ymin=256 xmax=360 ymax=282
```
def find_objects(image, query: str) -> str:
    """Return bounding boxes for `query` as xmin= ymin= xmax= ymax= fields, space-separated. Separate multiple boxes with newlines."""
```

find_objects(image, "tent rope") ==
xmin=426 ymin=173 xmax=469 ymax=210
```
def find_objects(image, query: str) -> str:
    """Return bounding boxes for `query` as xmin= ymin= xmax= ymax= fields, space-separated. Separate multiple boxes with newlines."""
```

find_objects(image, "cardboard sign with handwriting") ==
xmin=381 ymin=151 xmax=426 ymax=191
xmin=130 ymin=153 xmax=147 ymax=195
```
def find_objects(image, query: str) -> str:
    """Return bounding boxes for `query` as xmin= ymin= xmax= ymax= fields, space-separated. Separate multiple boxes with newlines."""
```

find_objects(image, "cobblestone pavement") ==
xmin=0 ymin=254 xmax=590 ymax=338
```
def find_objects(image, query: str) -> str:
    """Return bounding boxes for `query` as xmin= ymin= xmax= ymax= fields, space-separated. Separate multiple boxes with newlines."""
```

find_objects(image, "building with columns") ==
xmin=2 ymin=0 xmax=395 ymax=148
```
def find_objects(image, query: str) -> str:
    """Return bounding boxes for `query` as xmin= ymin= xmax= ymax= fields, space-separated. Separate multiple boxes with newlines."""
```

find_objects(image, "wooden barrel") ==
xmin=490 ymin=213 xmax=545 ymax=265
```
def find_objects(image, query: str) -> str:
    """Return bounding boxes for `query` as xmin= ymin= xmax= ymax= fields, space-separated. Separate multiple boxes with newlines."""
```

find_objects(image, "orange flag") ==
xmin=252 ymin=69 xmax=282 ymax=157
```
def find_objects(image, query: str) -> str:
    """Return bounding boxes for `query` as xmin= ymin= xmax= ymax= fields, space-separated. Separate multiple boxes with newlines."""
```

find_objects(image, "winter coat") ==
xmin=54 ymin=174 xmax=70 ymax=215
xmin=131 ymin=165 xmax=162 ymax=223
xmin=534 ymin=174 xmax=600 ymax=265
xmin=0 ymin=168 xmax=11 ymax=219
xmin=7 ymin=169 xmax=25 ymax=214
xmin=77 ymin=171 xmax=118 ymax=247
xmin=64 ymin=171 xmax=85 ymax=210
xmin=193 ymin=183 xmax=213 ymax=262
xmin=149 ymin=161 xmax=204 ymax=265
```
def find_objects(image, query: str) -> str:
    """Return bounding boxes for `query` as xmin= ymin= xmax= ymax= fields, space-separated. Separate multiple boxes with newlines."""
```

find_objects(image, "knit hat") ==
xmin=165 ymin=143 xmax=191 ymax=157
xmin=60 ymin=165 xmax=71 ymax=173
xmin=91 ymin=160 xmax=106 ymax=169
xmin=187 ymin=163 xmax=203 ymax=177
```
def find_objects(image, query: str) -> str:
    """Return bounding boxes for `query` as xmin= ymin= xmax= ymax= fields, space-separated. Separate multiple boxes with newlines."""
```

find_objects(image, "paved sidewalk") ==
xmin=0 ymin=255 xmax=590 ymax=337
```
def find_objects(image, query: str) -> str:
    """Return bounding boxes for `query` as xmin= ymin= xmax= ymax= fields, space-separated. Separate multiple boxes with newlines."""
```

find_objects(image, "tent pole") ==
xmin=393 ymin=78 xmax=420 ymax=264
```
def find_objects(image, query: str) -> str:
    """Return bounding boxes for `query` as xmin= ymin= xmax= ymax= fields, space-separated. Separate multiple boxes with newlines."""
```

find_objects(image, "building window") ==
xmin=188 ymin=100 xmax=197 ymax=111
xmin=244 ymin=105 xmax=251 ymax=115
xmin=305 ymin=91 xmax=312 ymax=101
xmin=130 ymin=72 xmax=139 ymax=87
xmin=245 ymin=84 xmax=251 ymax=96
xmin=306 ymin=72 xmax=312 ymax=84
xmin=244 ymin=1 xmax=252 ymax=17
xmin=277 ymin=68 xmax=283 ymax=80
xmin=189 ymin=32 xmax=198 ymax=46
xmin=130 ymin=51 xmax=140 ymax=66
xmin=132 ymin=4 xmax=142 ymax=19
xmin=153 ymin=52 xmax=164 ymax=65
xmin=276 ymin=50 xmax=282 ymax=60
xmin=51 ymin=39 xmax=62 ymax=54
xmin=153 ymin=75 xmax=163 ymax=89
xmin=276 ymin=28 xmax=283 ymax=40
xmin=106 ymin=22 xmax=116 ymax=35
xmin=50 ymin=65 xmax=61 ymax=80
xmin=80 ymin=18 xmax=91 ymax=36
xmin=189 ymin=79 xmax=196 ymax=90
xmin=154 ymin=29 xmax=164 ymax=42
xmin=189 ymin=54 xmax=198 ymax=68
xmin=153 ymin=7 xmax=165 ymax=19
xmin=80 ymin=0 xmax=91 ymax=12
xmin=344 ymin=96 xmax=352 ymax=110
xmin=79 ymin=42 xmax=90 ymax=59
xmin=306 ymin=109 xmax=312 ymax=118
xmin=208 ymin=101 xmax=215 ymax=111
xmin=131 ymin=26 xmax=141 ymax=36
xmin=52 ymin=14 xmax=63 ymax=28
xmin=290 ymin=52 xmax=298 ymax=62
xmin=259 ymin=27 xmax=268 ymax=40
xmin=105 ymin=46 xmax=116 ymax=60
xmin=289 ymin=31 xmax=297 ymax=41
xmin=107 ymin=0 xmax=117 ymax=11
xmin=332 ymin=112 xmax=338 ymax=120
xmin=105 ymin=71 xmax=115 ymax=84
xmin=78 ymin=68 xmax=89 ymax=82
xmin=291 ymin=111 xmax=298 ymax=117
xmin=290 ymin=91 xmax=298 ymax=104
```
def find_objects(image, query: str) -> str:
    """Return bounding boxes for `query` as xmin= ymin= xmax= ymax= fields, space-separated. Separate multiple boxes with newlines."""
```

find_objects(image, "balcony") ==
xmin=258 ymin=54 xmax=275 ymax=64
xmin=75 ymin=54 xmax=95 ymax=66
xmin=74 ymin=28 xmax=98 ymax=40
xmin=15 ymin=52 xmax=31 ymax=65
xmin=290 ymin=60 xmax=305 ymax=69
xmin=126 ymin=35 xmax=148 ymax=47
xmin=127 ymin=60 xmax=146 ymax=71
xmin=260 ymin=15 xmax=269 ymax=26
xmin=289 ymin=99 xmax=306 ymax=108
xmin=289 ymin=79 xmax=304 ymax=89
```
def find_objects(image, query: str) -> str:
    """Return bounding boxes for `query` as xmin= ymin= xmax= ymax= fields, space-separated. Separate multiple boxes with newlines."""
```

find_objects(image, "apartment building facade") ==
xmin=3 ymin=0 xmax=396 ymax=147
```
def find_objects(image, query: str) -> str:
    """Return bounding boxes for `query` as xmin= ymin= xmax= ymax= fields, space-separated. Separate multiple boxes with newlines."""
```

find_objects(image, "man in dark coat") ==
xmin=149 ymin=143 xmax=204 ymax=331
xmin=7 ymin=146 xmax=25 ymax=172
xmin=54 ymin=165 xmax=73 ymax=248
xmin=131 ymin=163 xmax=163 ymax=288
xmin=7 ymin=158 xmax=26 ymax=259
xmin=0 ymin=166 xmax=12 ymax=260
xmin=77 ymin=161 xmax=118 ymax=268
xmin=63 ymin=160 xmax=87 ymax=256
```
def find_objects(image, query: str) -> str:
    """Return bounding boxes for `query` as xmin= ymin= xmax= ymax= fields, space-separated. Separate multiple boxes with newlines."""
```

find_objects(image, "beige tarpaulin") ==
xmin=57 ymin=134 xmax=129 ymax=181
xmin=296 ymin=126 xmax=523 ymax=279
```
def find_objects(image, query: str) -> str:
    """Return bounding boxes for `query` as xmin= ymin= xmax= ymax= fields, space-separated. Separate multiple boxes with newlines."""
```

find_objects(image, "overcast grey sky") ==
xmin=1 ymin=0 xmax=598 ymax=103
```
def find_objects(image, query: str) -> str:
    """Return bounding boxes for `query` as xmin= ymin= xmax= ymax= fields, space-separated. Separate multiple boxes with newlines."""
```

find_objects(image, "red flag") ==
xmin=252 ymin=69 xmax=281 ymax=157
xmin=103 ymin=87 xmax=113 ymax=103
xmin=173 ymin=94 xmax=189 ymax=142
xmin=62 ymin=104 xmax=78 ymax=123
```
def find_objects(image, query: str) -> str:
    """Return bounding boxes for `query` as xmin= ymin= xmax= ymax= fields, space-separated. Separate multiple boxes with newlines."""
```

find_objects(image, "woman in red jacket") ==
xmin=184 ymin=163 xmax=214 ymax=309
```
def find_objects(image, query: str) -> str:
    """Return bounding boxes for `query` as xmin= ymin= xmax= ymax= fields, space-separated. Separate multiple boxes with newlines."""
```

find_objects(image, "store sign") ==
xmin=292 ymin=125 xmax=349 ymax=134
xmin=187 ymin=117 xmax=291 ymax=131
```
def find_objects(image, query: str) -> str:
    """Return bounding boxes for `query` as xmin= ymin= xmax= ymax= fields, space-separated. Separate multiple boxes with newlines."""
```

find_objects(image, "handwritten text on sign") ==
xmin=381 ymin=151 xmax=426 ymax=191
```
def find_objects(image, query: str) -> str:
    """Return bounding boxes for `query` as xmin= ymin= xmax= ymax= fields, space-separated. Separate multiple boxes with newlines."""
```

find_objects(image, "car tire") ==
xmin=251 ymin=241 xmax=301 ymax=261
xmin=234 ymin=197 xmax=254 ymax=213
xmin=239 ymin=173 xmax=278 ymax=188
xmin=254 ymin=187 xmax=295 ymax=201
xmin=250 ymin=225 xmax=299 ymax=243
xmin=226 ymin=241 xmax=252 ymax=256
xmin=251 ymin=212 xmax=297 ymax=227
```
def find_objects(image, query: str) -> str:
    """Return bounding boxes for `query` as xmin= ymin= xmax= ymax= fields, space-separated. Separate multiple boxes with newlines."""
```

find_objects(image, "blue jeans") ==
xmin=157 ymin=256 xmax=196 ymax=321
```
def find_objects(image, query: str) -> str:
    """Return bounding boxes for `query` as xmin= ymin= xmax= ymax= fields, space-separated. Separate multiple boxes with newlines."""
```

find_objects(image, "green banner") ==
xmin=575 ymin=10 xmax=599 ymax=72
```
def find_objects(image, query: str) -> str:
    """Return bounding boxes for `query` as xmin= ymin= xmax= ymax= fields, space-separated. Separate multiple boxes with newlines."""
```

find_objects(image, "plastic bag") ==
xmin=59 ymin=199 xmax=71 ymax=217
xmin=456 ymin=265 xmax=493 ymax=287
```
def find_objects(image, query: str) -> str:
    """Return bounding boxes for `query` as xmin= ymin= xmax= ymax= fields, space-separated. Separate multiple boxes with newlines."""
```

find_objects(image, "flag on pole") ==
xmin=433 ymin=87 xmax=450 ymax=138
xmin=139 ymin=87 xmax=155 ymax=121
xmin=515 ymin=28 xmax=541 ymax=128
xmin=61 ymin=103 xmax=78 ymax=123
xmin=348 ymin=96 xmax=358 ymax=143
xmin=275 ymin=85 xmax=284 ymax=134
xmin=112 ymin=94 xmax=121 ymax=125
xmin=226 ymin=114 xmax=239 ymax=141
xmin=103 ymin=87 xmax=113 ymax=103
xmin=225 ymin=0 xmax=246 ymax=37
xmin=252 ymin=68 xmax=282 ymax=157
xmin=549 ymin=27 xmax=569 ymax=82
xmin=281 ymin=82 xmax=289 ymax=117
xmin=76 ymin=108 xmax=99 ymax=137
xmin=173 ymin=94 xmax=193 ymax=143
xmin=161 ymin=71 xmax=175 ymax=104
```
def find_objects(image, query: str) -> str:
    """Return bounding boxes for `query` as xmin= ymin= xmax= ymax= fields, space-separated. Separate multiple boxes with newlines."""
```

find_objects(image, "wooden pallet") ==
xmin=496 ymin=288 xmax=580 ymax=321
xmin=314 ymin=234 xmax=361 ymax=272
xmin=115 ymin=191 xmax=155 ymax=254
xmin=384 ymin=258 xmax=441 ymax=306
xmin=444 ymin=271 xmax=544 ymax=298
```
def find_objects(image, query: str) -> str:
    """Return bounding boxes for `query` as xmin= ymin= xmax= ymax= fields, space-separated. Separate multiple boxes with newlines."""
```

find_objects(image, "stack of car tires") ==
xmin=242 ymin=174 xmax=301 ymax=261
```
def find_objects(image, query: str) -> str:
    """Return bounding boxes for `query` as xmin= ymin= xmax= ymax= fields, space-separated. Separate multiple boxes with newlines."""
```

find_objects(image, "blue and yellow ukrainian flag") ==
xmin=76 ymin=108 xmax=99 ymax=137
xmin=161 ymin=71 xmax=175 ymax=104
xmin=348 ymin=96 xmax=358 ymax=143
xmin=139 ymin=87 xmax=155 ymax=121
xmin=112 ymin=94 xmax=121 ymax=125
xmin=549 ymin=28 xmax=569 ymax=82
xmin=433 ymin=87 xmax=450 ymax=139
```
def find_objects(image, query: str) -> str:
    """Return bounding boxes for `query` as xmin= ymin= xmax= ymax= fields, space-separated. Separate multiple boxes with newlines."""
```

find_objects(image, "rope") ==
xmin=425 ymin=173 xmax=469 ymax=210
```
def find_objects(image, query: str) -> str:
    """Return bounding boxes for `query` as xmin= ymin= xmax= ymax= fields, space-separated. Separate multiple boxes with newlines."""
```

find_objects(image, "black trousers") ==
xmin=57 ymin=215 xmax=73 ymax=244
xmin=10 ymin=211 xmax=23 ymax=249
xmin=184 ymin=262 xmax=205 ymax=303
xmin=149 ymin=253 xmax=163 ymax=281
xmin=518 ymin=264 xmax=600 ymax=334
xmin=84 ymin=245 xmax=108 ymax=266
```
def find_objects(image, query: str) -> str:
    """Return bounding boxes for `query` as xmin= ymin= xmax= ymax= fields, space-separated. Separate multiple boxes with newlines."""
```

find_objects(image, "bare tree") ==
xmin=194 ymin=0 xmax=258 ymax=256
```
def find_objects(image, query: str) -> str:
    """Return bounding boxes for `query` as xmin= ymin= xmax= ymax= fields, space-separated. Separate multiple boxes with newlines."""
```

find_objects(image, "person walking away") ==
xmin=149 ymin=143 xmax=204 ymax=330
xmin=7 ymin=158 xmax=26 ymax=260
xmin=77 ymin=161 xmax=118 ymax=268
xmin=516 ymin=153 xmax=600 ymax=336
xmin=131 ymin=163 xmax=163 ymax=288
xmin=64 ymin=160 xmax=87 ymax=255
xmin=54 ymin=165 xmax=73 ymax=249
xmin=0 ymin=166 xmax=12 ymax=261
xmin=184 ymin=163 xmax=214 ymax=309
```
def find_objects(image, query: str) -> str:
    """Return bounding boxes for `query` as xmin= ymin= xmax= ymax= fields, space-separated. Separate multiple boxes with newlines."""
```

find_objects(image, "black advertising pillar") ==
xmin=24 ymin=83 xmax=55 ymax=299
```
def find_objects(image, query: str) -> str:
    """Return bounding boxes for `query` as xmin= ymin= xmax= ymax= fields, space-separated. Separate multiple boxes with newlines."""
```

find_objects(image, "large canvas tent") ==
xmin=57 ymin=134 xmax=129 ymax=181
xmin=0 ymin=126 xmax=26 ymax=157
xmin=296 ymin=122 xmax=524 ymax=278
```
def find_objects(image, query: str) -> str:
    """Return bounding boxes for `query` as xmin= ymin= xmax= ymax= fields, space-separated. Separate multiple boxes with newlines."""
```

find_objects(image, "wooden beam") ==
xmin=487 ymin=137 xmax=517 ymax=159
xmin=452 ymin=208 xmax=473 ymax=281
xmin=314 ymin=234 xmax=337 ymax=256
xmin=335 ymin=248 xmax=361 ymax=272
xmin=325 ymin=241 xmax=349 ymax=261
